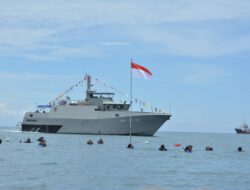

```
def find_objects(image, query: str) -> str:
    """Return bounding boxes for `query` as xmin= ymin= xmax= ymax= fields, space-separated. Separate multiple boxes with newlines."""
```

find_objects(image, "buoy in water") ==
xmin=173 ymin=144 xmax=182 ymax=147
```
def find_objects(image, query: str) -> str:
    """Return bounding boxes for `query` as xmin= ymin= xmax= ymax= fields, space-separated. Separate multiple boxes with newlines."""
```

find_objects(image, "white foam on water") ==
xmin=3 ymin=129 xmax=22 ymax=133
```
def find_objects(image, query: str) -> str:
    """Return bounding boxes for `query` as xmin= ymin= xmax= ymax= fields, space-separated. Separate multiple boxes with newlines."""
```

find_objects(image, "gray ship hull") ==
xmin=22 ymin=114 xmax=170 ymax=136
xmin=235 ymin=128 xmax=250 ymax=134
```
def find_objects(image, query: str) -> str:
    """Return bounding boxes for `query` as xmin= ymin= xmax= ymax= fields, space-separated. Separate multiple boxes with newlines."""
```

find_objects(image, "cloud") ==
xmin=0 ymin=102 xmax=16 ymax=116
xmin=1 ymin=0 xmax=250 ymax=26
xmin=0 ymin=28 xmax=56 ymax=47
xmin=49 ymin=46 xmax=107 ymax=59
xmin=0 ymin=71 xmax=77 ymax=81
xmin=126 ymin=22 xmax=250 ymax=58
xmin=0 ymin=71 xmax=86 ymax=101
xmin=99 ymin=42 xmax=131 ymax=46
xmin=185 ymin=64 xmax=229 ymax=85
xmin=0 ymin=102 xmax=33 ymax=126
xmin=0 ymin=0 xmax=250 ymax=59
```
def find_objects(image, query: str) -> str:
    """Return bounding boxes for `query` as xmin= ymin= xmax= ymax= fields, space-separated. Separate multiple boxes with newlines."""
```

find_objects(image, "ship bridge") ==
xmin=86 ymin=91 xmax=130 ymax=111
xmin=99 ymin=101 xmax=130 ymax=111
xmin=86 ymin=91 xmax=114 ymax=104
xmin=84 ymin=75 xmax=130 ymax=111
xmin=89 ymin=92 xmax=114 ymax=100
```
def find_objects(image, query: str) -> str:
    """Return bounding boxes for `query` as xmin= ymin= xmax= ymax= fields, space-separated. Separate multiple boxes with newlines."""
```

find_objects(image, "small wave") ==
xmin=15 ymin=148 xmax=24 ymax=151
xmin=4 ymin=129 xmax=40 ymax=134
xmin=40 ymin=162 xmax=57 ymax=166
xmin=4 ymin=129 xmax=22 ymax=133
xmin=26 ymin=177 xmax=40 ymax=181
xmin=22 ymin=131 xmax=39 ymax=134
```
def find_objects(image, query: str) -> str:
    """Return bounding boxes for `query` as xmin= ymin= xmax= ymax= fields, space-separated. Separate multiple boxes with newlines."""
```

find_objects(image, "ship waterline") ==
xmin=22 ymin=114 xmax=170 ymax=136
xmin=21 ymin=75 xmax=171 ymax=136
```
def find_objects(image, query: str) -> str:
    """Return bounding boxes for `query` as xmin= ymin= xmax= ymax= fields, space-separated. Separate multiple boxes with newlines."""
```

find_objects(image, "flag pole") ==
xmin=128 ymin=58 xmax=133 ymax=149
xmin=130 ymin=59 xmax=132 ymax=144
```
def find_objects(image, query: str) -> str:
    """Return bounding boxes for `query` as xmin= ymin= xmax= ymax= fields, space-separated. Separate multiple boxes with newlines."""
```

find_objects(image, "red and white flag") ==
xmin=131 ymin=62 xmax=152 ymax=80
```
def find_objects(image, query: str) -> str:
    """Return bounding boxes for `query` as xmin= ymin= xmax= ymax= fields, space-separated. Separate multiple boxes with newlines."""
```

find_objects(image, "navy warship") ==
xmin=21 ymin=75 xmax=171 ymax=136
xmin=235 ymin=123 xmax=250 ymax=134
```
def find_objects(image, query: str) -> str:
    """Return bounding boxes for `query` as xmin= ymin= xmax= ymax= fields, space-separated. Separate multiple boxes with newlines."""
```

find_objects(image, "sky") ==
xmin=0 ymin=0 xmax=250 ymax=133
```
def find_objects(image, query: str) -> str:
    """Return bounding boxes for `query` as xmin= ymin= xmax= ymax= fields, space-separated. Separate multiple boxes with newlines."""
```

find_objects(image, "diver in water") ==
xmin=127 ymin=143 xmax=134 ymax=149
xmin=159 ymin=144 xmax=167 ymax=151
xmin=24 ymin=138 xmax=32 ymax=143
xmin=87 ymin=140 xmax=94 ymax=145
xmin=184 ymin=145 xmax=193 ymax=152
xmin=237 ymin=147 xmax=243 ymax=152
xmin=38 ymin=138 xmax=47 ymax=147
xmin=37 ymin=137 xmax=47 ymax=147
xmin=97 ymin=139 xmax=104 ymax=144
xmin=39 ymin=140 xmax=47 ymax=147
xmin=205 ymin=146 xmax=213 ymax=151
xmin=37 ymin=137 xmax=45 ymax=142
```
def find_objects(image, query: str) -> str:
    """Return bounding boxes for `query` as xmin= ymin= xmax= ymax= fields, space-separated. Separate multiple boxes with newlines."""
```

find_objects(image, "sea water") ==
xmin=0 ymin=127 xmax=250 ymax=190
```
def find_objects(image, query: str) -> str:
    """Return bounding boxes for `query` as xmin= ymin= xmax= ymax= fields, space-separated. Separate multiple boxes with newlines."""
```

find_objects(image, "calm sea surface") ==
xmin=0 ymin=127 xmax=250 ymax=190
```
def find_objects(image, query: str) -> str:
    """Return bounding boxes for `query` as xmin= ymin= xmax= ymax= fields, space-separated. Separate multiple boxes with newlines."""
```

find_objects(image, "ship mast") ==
xmin=85 ymin=74 xmax=92 ymax=100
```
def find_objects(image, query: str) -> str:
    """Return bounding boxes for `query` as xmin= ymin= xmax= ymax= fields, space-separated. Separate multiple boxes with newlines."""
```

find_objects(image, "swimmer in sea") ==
xmin=159 ymin=144 xmax=167 ymax=151
xmin=127 ymin=143 xmax=134 ymax=149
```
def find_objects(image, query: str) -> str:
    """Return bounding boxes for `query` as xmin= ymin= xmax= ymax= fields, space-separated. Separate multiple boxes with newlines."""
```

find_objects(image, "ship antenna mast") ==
xmin=85 ymin=74 xmax=92 ymax=100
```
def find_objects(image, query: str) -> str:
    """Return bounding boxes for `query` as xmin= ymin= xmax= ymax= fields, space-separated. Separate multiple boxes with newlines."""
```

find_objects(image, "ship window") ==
xmin=115 ymin=114 xmax=119 ymax=117
xmin=29 ymin=114 xmax=33 ymax=117
xmin=54 ymin=108 xmax=57 ymax=112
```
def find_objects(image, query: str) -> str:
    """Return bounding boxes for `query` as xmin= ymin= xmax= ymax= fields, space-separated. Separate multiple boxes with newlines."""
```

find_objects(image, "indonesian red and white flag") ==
xmin=131 ymin=62 xmax=152 ymax=80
